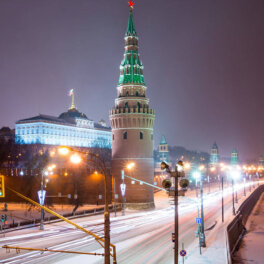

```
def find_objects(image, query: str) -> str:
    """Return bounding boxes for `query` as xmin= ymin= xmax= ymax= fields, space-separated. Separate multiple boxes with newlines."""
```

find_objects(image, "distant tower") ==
xmin=109 ymin=3 xmax=155 ymax=209
xmin=230 ymin=148 xmax=238 ymax=165
xmin=210 ymin=142 xmax=219 ymax=166
xmin=259 ymin=155 xmax=264 ymax=166
xmin=157 ymin=135 xmax=171 ymax=165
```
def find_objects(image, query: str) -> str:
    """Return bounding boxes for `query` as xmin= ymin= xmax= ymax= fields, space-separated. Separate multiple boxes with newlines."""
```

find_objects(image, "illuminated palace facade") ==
xmin=110 ymin=4 xmax=155 ymax=209
xmin=15 ymin=99 xmax=112 ymax=149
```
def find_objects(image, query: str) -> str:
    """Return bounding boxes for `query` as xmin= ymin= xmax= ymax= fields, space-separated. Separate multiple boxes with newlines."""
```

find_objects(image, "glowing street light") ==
xmin=193 ymin=171 xmax=201 ymax=180
xmin=70 ymin=154 xmax=82 ymax=164
xmin=58 ymin=146 xmax=70 ymax=156
xmin=127 ymin=162 xmax=135 ymax=170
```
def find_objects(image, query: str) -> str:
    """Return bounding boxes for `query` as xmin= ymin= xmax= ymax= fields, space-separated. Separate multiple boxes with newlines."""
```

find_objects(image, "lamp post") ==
xmin=232 ymin=179 xmax=236 ymax=215
xmin=243 ymin=176 xmax=246 ymax=196
xmin=120 ymin=163 xmax=134 ymax=216
xmin=39 ymin=171 xmax=45 ymax=230
xmin=197 ymin=166 xmax=206 ymax=248
xmin=161 ymin=161 xmax=185 ymax=264
xmin=58 ymin=147 xmax=113 ymax=264
xmin=120 ymin=170 xmax=126 ymax=216
xmin=39 ymin=169 xmax=49 ymax=230
xmin=230 ymin=168 xmax=240 ymax=215
xmin=193 ymin=170 xmax=205 ymax=247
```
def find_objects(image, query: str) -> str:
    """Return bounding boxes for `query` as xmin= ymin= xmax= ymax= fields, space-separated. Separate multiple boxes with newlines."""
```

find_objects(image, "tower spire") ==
xmin=119 ymin=2 xmax=145 ymax=85
xmin=69 ymin=89 xmax=75 ymax=109
xmin=127 ymin=1 xmax=136 ymax=36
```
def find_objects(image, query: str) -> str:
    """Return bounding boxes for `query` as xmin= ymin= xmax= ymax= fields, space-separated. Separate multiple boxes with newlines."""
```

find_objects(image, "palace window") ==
xmin=140 ymin=132 xmax=143 ymax=140
xmin=123 ymin=131 xmax=127 ymax=140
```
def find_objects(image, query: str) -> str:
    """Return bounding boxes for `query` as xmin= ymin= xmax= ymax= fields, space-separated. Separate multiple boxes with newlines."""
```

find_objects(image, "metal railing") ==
xmin=227 ymin=184 xmax=264 ymax=260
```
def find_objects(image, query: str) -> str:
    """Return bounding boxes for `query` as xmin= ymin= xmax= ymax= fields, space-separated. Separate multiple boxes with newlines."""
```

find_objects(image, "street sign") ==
xmin=0 ymin=175 xmax=5 ymax=198
xmin=37 ymin=190 xmax=46 ymax=205
xmin=196 ymin=218 xmax=201 ymax=224
xmin=172 ymin=232 xmax=175 ymax=242
xmin=120 ymin=183 xmax=126 ymax=196
xmin=180 ymin=249 xmax=187 ymax=257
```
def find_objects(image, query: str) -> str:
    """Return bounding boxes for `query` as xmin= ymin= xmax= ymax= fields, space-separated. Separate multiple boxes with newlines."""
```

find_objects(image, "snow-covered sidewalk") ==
xmin=233 ymin=192 xmax=264 ymax=264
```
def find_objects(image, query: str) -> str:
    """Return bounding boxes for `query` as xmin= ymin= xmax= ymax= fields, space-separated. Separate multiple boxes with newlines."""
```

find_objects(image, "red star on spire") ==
xmin=128 ymin=1 xmax=135 ymax=8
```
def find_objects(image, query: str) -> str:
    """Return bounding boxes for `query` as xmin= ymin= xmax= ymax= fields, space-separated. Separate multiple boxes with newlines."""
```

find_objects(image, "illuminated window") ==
xmin=131 ymin=181 xmax=135 ymax=184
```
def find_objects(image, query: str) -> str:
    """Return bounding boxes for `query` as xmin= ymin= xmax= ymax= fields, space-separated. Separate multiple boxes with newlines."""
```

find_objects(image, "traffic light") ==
xmin=0 ymin=175 xmax=5 ymax=198
xmin=1 ymin=214 xmax=4 ymax=222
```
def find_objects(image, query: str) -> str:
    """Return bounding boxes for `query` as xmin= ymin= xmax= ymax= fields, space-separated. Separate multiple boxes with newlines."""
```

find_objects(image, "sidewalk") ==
xmin=233 ymin=192 xmax=264 ymax=264
xmin=0 ymin=203 xmax=105 ymax=228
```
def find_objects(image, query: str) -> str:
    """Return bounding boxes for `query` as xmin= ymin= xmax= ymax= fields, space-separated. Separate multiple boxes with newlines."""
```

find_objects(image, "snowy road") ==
xmin=0 ymin=182 xmax=259 ymax=264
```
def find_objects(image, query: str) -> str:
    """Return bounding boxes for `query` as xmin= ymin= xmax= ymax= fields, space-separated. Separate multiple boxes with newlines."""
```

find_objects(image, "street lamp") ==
xmin=230 ymin=168 xmax=241 ymax=215
xmin=39 ymin=167 xmax=52 ymax=230
xmin=120 ymin=162 xmax=135 ymax=216
xmin=196 ymin=167 xmax=206 ymax=248
xmin=161 ymin=160 xmax=187 ymax=264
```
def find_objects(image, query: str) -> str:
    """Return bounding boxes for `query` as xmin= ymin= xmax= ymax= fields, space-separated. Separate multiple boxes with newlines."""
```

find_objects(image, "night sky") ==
xmin=0 ymin=0 xmax=264 ymax=161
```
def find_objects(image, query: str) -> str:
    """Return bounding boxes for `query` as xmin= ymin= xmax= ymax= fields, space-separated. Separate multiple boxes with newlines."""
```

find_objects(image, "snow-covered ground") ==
xmin=233 ymin=192 xmax=264 ymax=264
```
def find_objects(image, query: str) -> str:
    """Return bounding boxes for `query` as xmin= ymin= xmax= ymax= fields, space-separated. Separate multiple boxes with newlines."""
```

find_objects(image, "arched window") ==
xmin=137 ymin=102 xmax=141 ymax=109
xmin=125 ymin=102 xmax=129 ymax=108
xmin=136 ymin=91 xmax=139 ymax=96
xmin=123 ymin=131 xmax=127 ymax=140
xmin=112 ymin=134 xmax=114 ymax=140
xmin=140 ymin=132 xmax=143 ymax=140
xmin=126 ymin=91 xmax=129 ymax=96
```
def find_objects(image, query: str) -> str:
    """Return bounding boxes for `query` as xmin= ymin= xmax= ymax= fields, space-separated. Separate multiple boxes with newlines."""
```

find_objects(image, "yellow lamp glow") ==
xmin=70 ymin=154 xmax=82 ymax=164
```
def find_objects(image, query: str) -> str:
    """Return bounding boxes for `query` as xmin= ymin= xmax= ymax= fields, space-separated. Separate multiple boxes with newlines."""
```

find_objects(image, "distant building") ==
xmin=210 ymin=142 xmax=219 ymax=166
xmin=154 ymin=136 xmax=171 ymax=186
xmin=15 ymin=93 xmax=111 ymax=148
xmin=230 ymin=148 xmax=238 ymax=165
xmin=156 ymin=135 xmax=171 ymax=167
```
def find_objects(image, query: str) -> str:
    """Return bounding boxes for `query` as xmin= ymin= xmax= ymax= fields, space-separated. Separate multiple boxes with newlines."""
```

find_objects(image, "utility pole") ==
xmin=200 ymin=177 xmax=206 ymax=247
xmin=113 ymin=178 xmax=116 ymax=217
xmin=174 ymin=165 xmax=179 ymax=264
xmin=103 ymin=165 xmax=110 ymax=264
xmin=232 ymin=179 xmax=235 ymax=215
xmin=40 ymin=172 xmax=44 ymax=230
xmin=161 ymin=161 xmax=187 ymax=264
xmin=243 ymin=177 xmax=246 ymax=196
xmin=221 ymin=176 xmax=224 ymax=222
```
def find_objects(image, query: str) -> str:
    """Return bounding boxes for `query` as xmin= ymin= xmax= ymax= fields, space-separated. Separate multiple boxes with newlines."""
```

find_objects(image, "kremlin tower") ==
xmin=109 ymin=2 xmax=155 ymax=209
